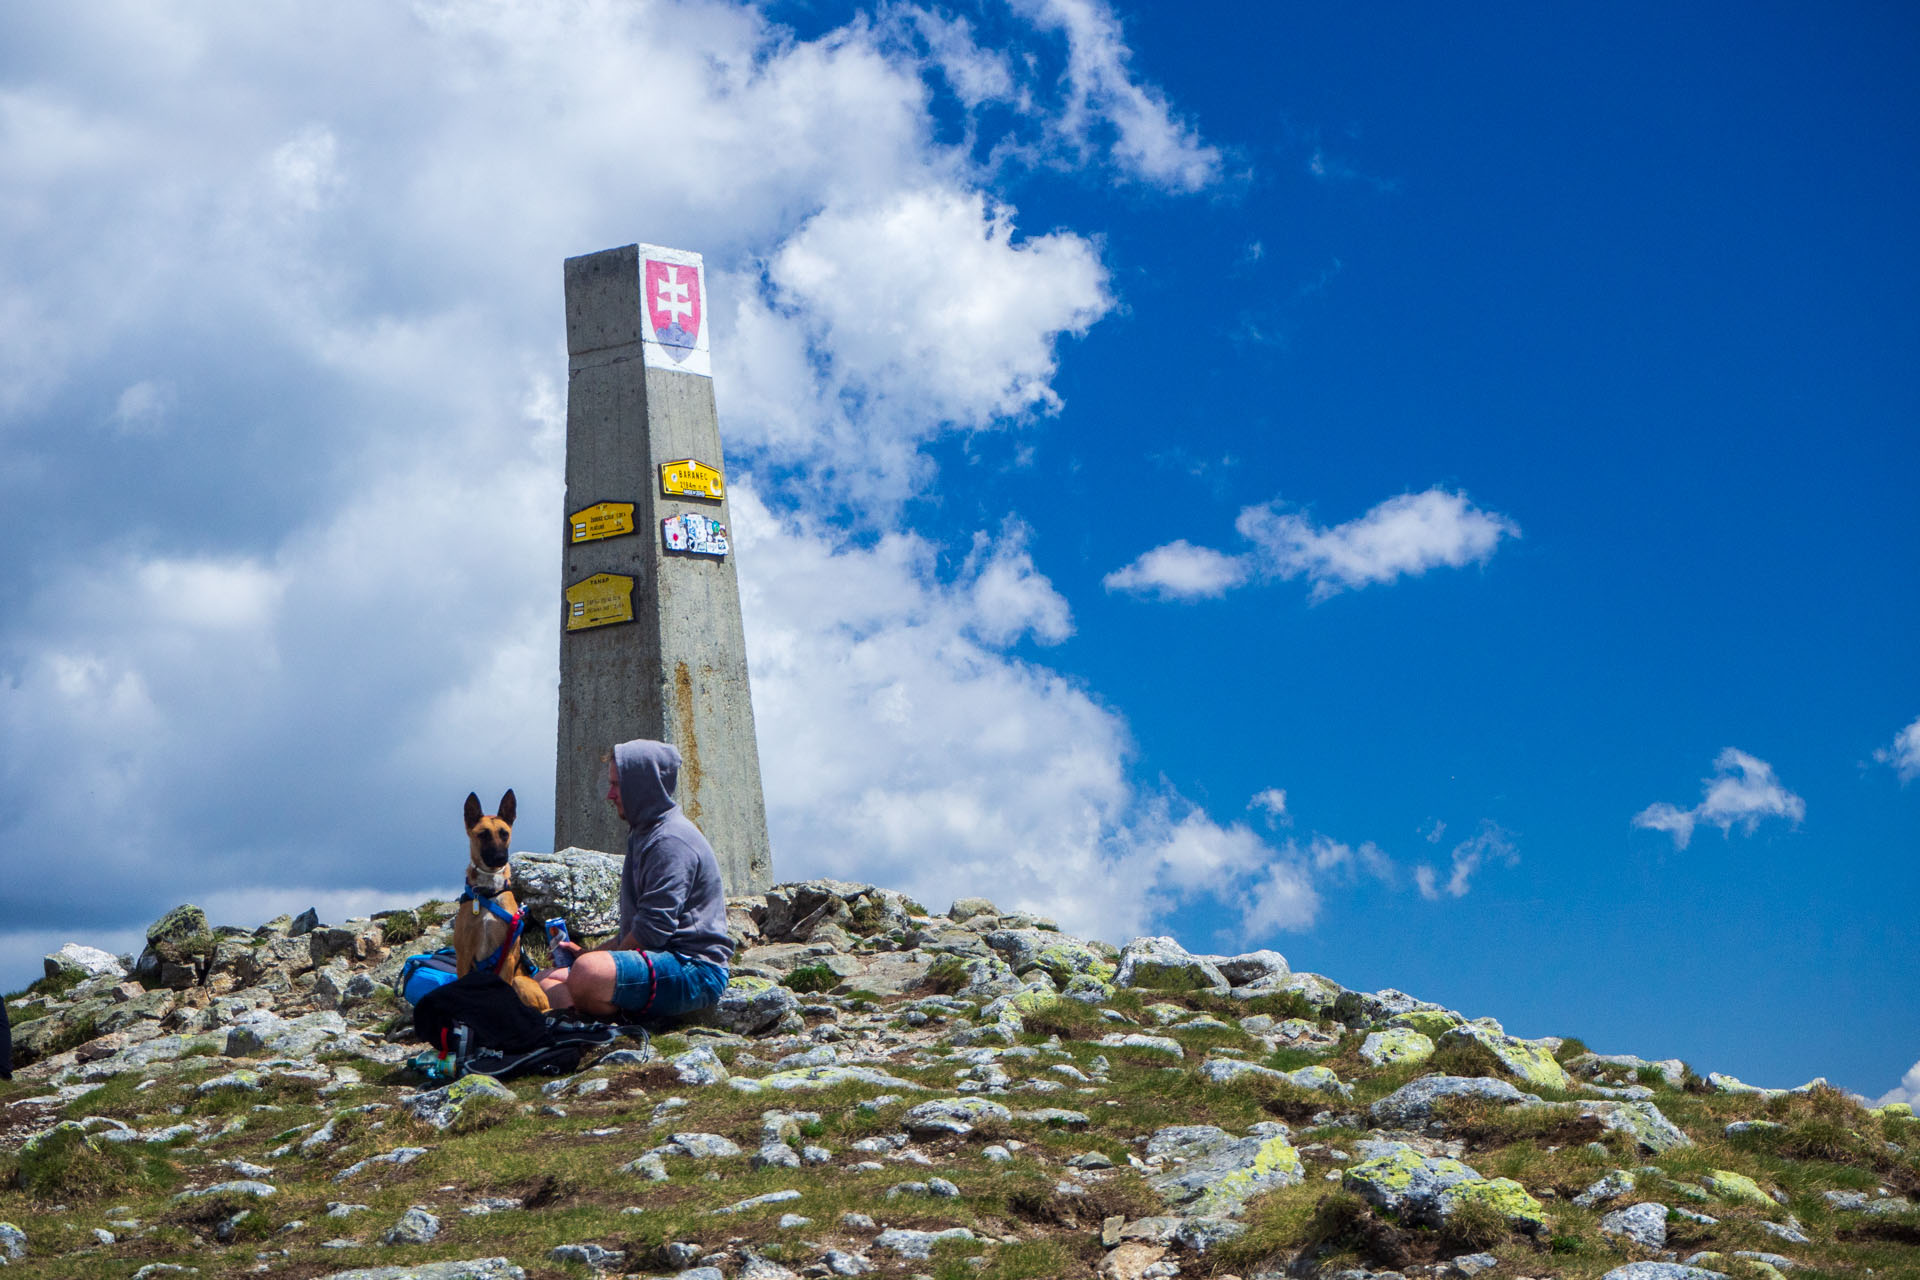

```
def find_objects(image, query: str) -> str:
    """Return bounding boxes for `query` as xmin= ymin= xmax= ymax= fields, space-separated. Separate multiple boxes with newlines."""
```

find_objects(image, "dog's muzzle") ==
xmin=479 ymin=846 xmax=510 ymax=870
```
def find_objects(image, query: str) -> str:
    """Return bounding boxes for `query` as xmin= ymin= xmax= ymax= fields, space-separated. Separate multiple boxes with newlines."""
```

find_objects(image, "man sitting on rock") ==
xmin=537 ymin=739 xmax=732 ymax=1020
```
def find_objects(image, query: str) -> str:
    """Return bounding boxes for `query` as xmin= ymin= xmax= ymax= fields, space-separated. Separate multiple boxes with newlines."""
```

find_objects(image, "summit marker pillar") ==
xmin=554 ymin=243 xmax=772 ymax=894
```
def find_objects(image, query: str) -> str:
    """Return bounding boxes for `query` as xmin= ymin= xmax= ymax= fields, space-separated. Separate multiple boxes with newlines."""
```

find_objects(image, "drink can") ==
xmin=545 ymin=918 xmax=569 ymax=948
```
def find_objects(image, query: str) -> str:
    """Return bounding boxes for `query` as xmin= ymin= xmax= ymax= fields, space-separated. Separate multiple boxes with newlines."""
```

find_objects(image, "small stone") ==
xmin=1600 ymin=1201 xmax=1669 ymax=1249
xmin=873 ymin=1227 xmax=977 ymax=1260
xmin=549 ymin=1243 xmax=626 ymax=1270
xmin=381 ymin=1206 xmax=441 ymax=1245
xmin=711 ymin=1188 xmax=802 ymax=1215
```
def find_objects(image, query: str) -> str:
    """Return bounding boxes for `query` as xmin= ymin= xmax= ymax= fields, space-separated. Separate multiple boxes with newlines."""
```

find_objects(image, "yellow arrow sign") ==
xmin=660 ymin=458 xmax=725 ymax=500
xmin=563 ymin=573 xmax=635 ymax=631
xmin=568 ymin=501 xmax=636 ymax=544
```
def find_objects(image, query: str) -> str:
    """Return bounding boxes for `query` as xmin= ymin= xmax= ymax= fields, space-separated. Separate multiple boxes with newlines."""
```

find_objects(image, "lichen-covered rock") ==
xmin=1597 ymin=1266 xmax=1730 ymax=1280
xmin=403 ymin=1075 xmax=514 ymax=1130
xmin=1567 ymin=1052 xmax=1687 ymax=1089
xmin=1275 ymin=971 xmax=1345 ymax=1011
xmin=670 ymin=1045 xmax=730 ymax=1086
xmin=1198 ymin=1057 xmax=1287 ymax=1085
xmin=1369 ymin=1074 xmax=1540 ymax=1127
xmin=733 ymin=1065 xmax=924 ymax=1094
xmin=147 ymin=904 xmax=208 ymax=948
xmin=1145 ymin=1124 xmax=1304 ymax=1216
xmin=1280 ymin=1064 xmax=1352 ymax=1097
xmin=901 ymin=1097 xmax=1011 ymax=1137
xmin=1578 ymin=1100 xmax=1693 ymax=1153
xmin=695 ymin=975 xmax=800 ymax=1035
xmin=1601 ymin=1201 xmax=1670 ymax=1249
xmin=508 ymin=848 xmax=625 ymax=938
xmin=226 ymin=1008 xmax=348 ymax=1057
xmin=1575 ymin=1169 xmax=1638 ymax=1208
xmin=1115 ymin=937 xmax=1228 ymax=993
xmin=1702 ymin=1169 xmax=1773 ymax=1208
xmin=1097 ymin=1032 xmax=1184 ymax=1058
xmin=1210 ymin=949 xmax=1290 ymax=988
xmin=1341 ymin=1141 xmax=1484 ymax=1223
xmin=0 ymin=1222 xmax=26 ymax=1261
xmin=315 ymin=1259 xmax=527 ymax=1280
xmin=1360 ymin=1027 xmax=1435 ymax=1068
xmin=381 ymin=1206 xmax=441 ymax=1245
xmin=874 ymin=1227 xmax=978 ymax=1259
xmin=1437 ymin=1024 xmax=1573 ymax=1090
xmin=1388 ymin=1008 xmax=1464 ymax=1038
xmin=1440 ymin=1175 xmax=1547 ymax=1234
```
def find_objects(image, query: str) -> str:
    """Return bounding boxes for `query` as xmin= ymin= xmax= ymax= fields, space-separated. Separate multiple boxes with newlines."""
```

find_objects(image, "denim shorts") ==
xmin=609 ymin=950 xmax=729 ymax=1018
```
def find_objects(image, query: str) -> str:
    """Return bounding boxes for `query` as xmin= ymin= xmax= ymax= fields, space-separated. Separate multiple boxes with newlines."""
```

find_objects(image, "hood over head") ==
xmin=614 ymin=739 xmax=680 ymax=831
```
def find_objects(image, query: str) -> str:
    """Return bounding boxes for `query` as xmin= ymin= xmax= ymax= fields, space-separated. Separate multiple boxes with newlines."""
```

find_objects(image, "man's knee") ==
xmin=568 ymin=951 xmax=619 ymax=1013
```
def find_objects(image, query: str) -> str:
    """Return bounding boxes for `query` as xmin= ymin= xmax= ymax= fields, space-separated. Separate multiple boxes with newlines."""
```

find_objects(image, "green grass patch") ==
xmin=921 ymin=956 xmax=971 ymax=994
xmin=780 ymin=963 xmax=840 ymax=994
xmin=377 ymin=908 xmax=423 ymax=946
xmin=9 ymin=1125 xmax=182 ymax=1199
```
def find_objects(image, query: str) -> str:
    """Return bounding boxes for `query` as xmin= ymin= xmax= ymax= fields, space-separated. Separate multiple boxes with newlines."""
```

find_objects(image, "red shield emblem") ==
xmin=644 ymin=258 xmax=702 ymax=359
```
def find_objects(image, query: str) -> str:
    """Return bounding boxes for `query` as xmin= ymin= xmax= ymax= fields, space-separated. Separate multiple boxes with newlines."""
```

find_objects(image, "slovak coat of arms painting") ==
xmin=640 ymin=244 xmax=711 ymax=378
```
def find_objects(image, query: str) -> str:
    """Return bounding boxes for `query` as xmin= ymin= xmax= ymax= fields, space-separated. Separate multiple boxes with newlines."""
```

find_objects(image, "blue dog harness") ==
xmin=457 ymin=886 xmax=534 ymax=978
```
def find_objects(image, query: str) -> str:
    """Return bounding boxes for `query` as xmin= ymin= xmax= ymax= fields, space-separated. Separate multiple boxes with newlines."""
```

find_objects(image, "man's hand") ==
xmin=555 ymin=940 xmax=584 ymax=963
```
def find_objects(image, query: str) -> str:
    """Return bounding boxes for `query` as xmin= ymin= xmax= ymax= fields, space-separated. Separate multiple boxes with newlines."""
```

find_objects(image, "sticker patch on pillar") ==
xmin=662 ymin=513 xmax=730 ymax=558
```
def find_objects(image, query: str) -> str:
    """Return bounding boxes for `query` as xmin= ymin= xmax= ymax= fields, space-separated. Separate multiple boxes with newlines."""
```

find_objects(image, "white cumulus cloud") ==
xmin=1878 ymin=1057 xmax=1920 ymax=1109
xmin=1873 ymin=714 xmax=1920 ymax=782
xmin=1633 ymin=748 xmax=1807 ymax=850
xmin=1103 ymin=539 xmax=1249 ymax=600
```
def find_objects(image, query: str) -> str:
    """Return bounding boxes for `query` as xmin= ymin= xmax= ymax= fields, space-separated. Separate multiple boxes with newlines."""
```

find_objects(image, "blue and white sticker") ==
xmin=662 ymin=512 xmax=729 ymax=558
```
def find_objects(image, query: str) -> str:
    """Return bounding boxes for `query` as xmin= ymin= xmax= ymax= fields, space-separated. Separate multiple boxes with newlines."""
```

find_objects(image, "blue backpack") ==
xmin=397 ymin=947 xmax=460 ymax=1005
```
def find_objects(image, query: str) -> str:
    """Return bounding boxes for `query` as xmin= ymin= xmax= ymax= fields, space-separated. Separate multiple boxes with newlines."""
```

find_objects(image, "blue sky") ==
xmin=0 ymin=2 xmax=1914 ymax=1103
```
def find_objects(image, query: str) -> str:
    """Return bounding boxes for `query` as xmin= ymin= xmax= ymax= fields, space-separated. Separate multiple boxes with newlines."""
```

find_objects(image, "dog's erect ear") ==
xmin=498 ymin=790 xmax=516 ymax=827
xmin=464 ymin=792 xmax=483 ymax=832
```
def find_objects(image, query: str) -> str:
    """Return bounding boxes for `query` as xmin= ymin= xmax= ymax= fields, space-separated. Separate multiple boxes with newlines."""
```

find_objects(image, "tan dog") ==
xmin=455 ymin=789 xmax=549 ymax=1013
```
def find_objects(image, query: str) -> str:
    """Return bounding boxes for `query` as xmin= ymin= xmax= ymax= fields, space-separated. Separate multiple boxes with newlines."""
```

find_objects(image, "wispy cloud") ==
xmin=1105 ymin=487 xmax=1519 ymax=603
xmin=1415 ymin=822 xmax=1517 ymax=900
xmin=1633 ymin=748 xmax=1807 ymax=850
xmin=1011 ymin=0 xmax=1223 ymax=192
xmin=1873 ymin=714 xmax=1920 ymax=782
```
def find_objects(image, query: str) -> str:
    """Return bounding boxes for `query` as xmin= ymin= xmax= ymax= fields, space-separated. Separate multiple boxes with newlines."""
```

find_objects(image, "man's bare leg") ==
xmin=539 ymin=951 xmax=620 ymax=1018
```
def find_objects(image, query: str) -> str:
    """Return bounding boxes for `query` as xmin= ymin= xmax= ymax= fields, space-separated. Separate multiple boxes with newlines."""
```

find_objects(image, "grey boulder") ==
xmin=507 ymin=848 xmax=624 ymax=938
xmin=1369 ymin=1074 xmax=1539 ymax=1127
xmin=1599 ymin=1202 xmax=1669 ymax=1249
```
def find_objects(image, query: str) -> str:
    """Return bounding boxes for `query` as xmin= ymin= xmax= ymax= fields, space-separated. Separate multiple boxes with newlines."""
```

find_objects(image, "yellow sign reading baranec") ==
xmin=660 ymin=458 xmax=724 ymax=500
xmin=564 ymin=573 xmax=635 ymax=631
xmin=568 ymin=501 xmax=637 ymax=544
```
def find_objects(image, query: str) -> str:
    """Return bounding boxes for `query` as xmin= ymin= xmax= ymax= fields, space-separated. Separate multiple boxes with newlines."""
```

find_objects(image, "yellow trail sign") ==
xmin=568 ymin=501 xmax=636 ymax=544
xmin=660 ymin=458 xmax=724 ymax=500
xmin=564 ymin=573 xmax=635 ymax=631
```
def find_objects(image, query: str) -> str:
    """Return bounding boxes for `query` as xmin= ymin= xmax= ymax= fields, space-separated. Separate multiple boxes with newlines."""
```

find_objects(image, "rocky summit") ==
xmin=2 ymin=869 xmax=1915 ymax=1280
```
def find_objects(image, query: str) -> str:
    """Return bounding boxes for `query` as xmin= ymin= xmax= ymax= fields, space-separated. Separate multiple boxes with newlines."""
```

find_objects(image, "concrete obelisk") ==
xmin=554 ymin=243 xmax=772 ymax=894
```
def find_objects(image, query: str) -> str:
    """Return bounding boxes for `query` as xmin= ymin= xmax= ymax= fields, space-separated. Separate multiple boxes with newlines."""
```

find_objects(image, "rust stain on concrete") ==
xmin=674 ymin=660 xmax=704 ymax=824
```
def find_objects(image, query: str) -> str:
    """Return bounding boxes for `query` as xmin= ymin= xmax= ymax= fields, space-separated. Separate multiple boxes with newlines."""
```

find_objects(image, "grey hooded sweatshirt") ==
xmin=613 ymin=739 xmax=733 ymax=968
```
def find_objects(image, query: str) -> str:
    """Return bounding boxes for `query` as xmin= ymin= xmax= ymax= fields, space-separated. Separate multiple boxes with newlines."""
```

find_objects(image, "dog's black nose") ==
xmin=481 ymin=846 xmax=510 ymax=869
